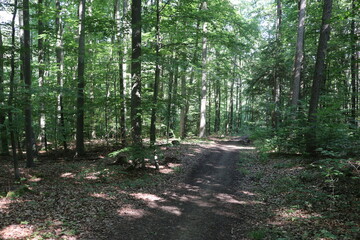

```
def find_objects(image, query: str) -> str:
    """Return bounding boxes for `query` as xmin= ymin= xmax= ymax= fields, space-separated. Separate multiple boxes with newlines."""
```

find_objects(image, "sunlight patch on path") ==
xmin=0 ymin=199 xmax=11 ymax=213
xmin=90 ymin=193 xmax=113 ymax=200
xmin=159 ymin=206 xmax=182 ymax=216
xmin=0 ymin=224 xmax=34 ymax=239
xmin=60 ymin=172 xmax=76 ymax=178
xmin=130 ymin=193 xmax=165 ymax=202
xmin=130 ymin=193 xmax=182 ymax=216
xmin=240 ymin=190 xmax=257 ymax=196
xmin=118 ymin=204 xmax=147 ymax=219
xmin=274 ymin=208 xmax=322 ymax=222
xmin=215 ymin=193 xmax=243 ymax=204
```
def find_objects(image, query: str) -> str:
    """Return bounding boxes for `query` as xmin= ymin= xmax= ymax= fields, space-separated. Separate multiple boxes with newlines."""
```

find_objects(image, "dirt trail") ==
xmin=106 ymin=140 xmax=259 ymax=240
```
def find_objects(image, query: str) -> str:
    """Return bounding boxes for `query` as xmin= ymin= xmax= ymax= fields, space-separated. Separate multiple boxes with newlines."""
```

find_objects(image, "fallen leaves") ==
xmin=0 ymin=141 xmax=209 ymax=239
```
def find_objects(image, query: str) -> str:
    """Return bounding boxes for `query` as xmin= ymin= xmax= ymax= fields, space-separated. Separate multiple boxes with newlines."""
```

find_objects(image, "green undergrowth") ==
xmin=117 ymin=173 xmax=165 ymax=189
xmin=238 ymin=150 xmax=360 ymax=240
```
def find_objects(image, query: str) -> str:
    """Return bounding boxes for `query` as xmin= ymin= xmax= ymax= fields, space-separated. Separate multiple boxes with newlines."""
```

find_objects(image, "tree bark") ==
xmin=150 ymin=0 xmax=161 ymax=145
xmin=214 ymin=78 xmax=221 ymax=133
xmin=236 ymin=59 xmax=242 ymax=130
xmin=56 ymin=0 xmax=67 ymax=150
xmin=23 ymin=0 xmax=35 ymax=167
xmin=207 ymin=79 xmax=212 ymax=135
xmin=291 ymin=0 xmax=306 ymax=107
xmin=0 ymin=25 xmax=9 ymax=156
xmin=350 ymin=0 xmax=358 ymax=127
xmin=166 ymin=56 xmax=175 ymax=141
xmin=9 ymin=0 xmax=20 ymax=179
xmin=120 ymin=0 xmax=127 ymax=146
xmin=171 ymin=64 xmax=178 ymax=131
xmin=115 ymin=0 xmax=127 ymax=146
xmin=229 ymin=58 xmax=236 ymax=133
xmin=76 ymin=0 xmax=86 ymax=156
xmin=131 ymin=0 xmax=142 ymax=146
xmin=179 ymin=59 xmax=187 ymax=139
xmin=272 ymin=0 xmax=282 ymax=129
xmin=199 ymin=1 xmax=208 ymax=138
xmin=38 ymin=0 xmax=47 ymax=150
xmin=306 ymin=0 xmax=333 ymax=154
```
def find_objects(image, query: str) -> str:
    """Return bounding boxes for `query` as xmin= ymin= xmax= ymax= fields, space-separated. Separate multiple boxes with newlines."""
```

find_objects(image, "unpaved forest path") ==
xmin=105 ymin=140 xmax=262 ymax=240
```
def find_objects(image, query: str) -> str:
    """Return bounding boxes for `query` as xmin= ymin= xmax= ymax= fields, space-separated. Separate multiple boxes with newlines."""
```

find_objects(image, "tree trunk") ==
xmin=179 ymin=60 xmax=187 ymax=139
xmin=56 ymin=0 xmax=67 ymax=150
xmin=0 ymin=26 xmax=9 ymax=156
xmin=23 ymin=0 xmax=35 ymax=167
xmin=120 ymin=0 xmax=128 ymax=146
xmin=150 ymin=0 xmax=161 ymax=145
xmin=171 ymin=64 xmax=178 ymax=131
xmin=229 ymin=58 xmax=236 ymax=134
xmin=350 ymin=0 xmax=357 ymax=127
xmin=306 ymin=0 xmax=333 ymax=154
xmin=76 ymin=0 xmax=86 ymax=156
xmin=166 ymin=57 xmax=175 ymax=141
xmin=199 ymin=1 xmax=208 ymax=138
xmin=131 ymin=0 xmax=142 ymax=147
xmin=207 ymin=79 xmax=212 ymax=135
xmin=292 ymin=0 xmax=306 ymax=107
xmin=38 ymin=0 xmax=47 ymax=150
xmin=272 ymin=0 xmax=282 ymax=129
xmin=9 ymin=0 xmax=20 ymax=179
xmin=214 ymin=78 xmax=221 ymax=133
xmin=239 ymin=76 xmax=243 ymax=129
xmin=115 ymin=0 xmax=127 ymax=146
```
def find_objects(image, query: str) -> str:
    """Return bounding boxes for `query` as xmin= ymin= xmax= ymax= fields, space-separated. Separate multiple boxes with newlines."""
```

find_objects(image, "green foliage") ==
xmin=248 ymin=228 xmax=268 ymax=240
xmin=6 ymin=185 xmax=31 ymax=199
xmin=119 ymin=174 xmax=162 ymax=189
xmin=108 ymin=146 xmax=153 ymax=167
xmin=314 ymin=229 xmax=337 ymax=239
xmin=315 ymin=159 xmax=346 ymax=180
xmin=171 ymin=166 xmax=183 ymax=174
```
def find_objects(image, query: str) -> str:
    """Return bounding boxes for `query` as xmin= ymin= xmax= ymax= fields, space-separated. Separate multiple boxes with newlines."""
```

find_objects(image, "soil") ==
xmin=96 ymin=140 xmax=263 ymax=240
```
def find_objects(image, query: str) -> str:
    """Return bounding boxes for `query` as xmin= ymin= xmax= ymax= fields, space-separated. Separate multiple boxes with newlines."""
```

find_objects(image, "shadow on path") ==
xmin=100 ymin=140 xmax=261 ymax=240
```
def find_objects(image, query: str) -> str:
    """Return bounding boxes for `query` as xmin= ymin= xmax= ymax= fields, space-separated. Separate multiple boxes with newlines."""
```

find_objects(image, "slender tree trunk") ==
xmin=114 ymin=0 xmax=126 ymax=145
xmin=214 ymin=78 xmax=221 ymax=133
xmin=76 ymin=0 xmax=86 ymax=156
xmin=171 ymin=64 xmax=178 ymax=131
xmin=0 ymin=26 xmax=9 ymax=156
xmin=37 ymin=0 xmax=47 ymax=151
xmin=23 ymin=0 xmax=35 ymax=167
xmin=238 ymin=73 xmax=242 ymax=129
xmin=350 ymin=0 xmax=357 ymax=127
xmin=9 ymin=0 xmax=20 ymax=179
xmin=292 ymin=0 xmax=306 ymax=107
xmin=224 ymin=78 xmax=229 ymax=134
xmin=229 ymin=58 xmax=236 ymax=133
xmin=179 ymin=60 xmax=187 ymax=139
xmin=56 ymin=0 xmax=67 ymax=150
xmin=199 ymin=1 xmax=208 ymax=138
xmin=166 ymin=57 xmax=175 ymax=141
xmin=117 ymin=0 xmax=128 ymax=146
xmin=131 ymin=0 xmax=142 ymax=147
xmin=16 ymin=2 xmax=25 ymax=161
xmin=272 ymin=0 xmax=282 ymax=129
xmin=207 ymin=79 xmax=212 ymax=135
xmin=306 ymin=0 xmax=333 ymax=154
xmin=150 ymin=0 xmax=161 ymax=145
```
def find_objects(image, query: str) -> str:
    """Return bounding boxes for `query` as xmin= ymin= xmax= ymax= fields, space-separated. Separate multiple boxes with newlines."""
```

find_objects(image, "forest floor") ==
xmin=0 ymin=138 xmax=359 ymax=240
